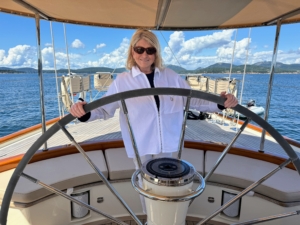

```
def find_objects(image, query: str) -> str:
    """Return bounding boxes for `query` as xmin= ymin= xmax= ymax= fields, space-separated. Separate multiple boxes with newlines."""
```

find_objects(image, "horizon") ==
xmin=0 ymin=13 xmax=300 ymax=70
xmin=1 ymin=61 xmax=300 ymax=71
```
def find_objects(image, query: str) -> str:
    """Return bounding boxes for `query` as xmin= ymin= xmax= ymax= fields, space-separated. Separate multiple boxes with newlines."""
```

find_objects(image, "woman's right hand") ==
xmin=70 ymin=101 xmax=87 ymax=118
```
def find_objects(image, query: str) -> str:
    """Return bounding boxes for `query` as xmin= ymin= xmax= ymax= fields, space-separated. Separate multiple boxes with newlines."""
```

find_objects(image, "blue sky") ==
xmin=0 ymin=12 xmax=300 ymax=70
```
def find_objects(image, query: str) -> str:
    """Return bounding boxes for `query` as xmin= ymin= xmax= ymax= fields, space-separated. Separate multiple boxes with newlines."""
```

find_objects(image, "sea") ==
xmin=0 ymin=73 xmax=299 ymax=142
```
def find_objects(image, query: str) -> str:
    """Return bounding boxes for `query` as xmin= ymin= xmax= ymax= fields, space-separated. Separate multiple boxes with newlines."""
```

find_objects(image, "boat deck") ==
xmin=1 ymin=113 xmax=299 ymax=160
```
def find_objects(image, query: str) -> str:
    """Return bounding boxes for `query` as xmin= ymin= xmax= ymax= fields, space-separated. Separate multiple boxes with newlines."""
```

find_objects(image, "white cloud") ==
xmin=71 ymin=39 xmax=85 ymax=48
xmin=1 ymin=33 xmax=299 ymax=70
xmin=216 ymin=38 xmax=251 ymax=63
xmin=96 ymin=43 xmax=106 ymax=49
xmin=45 ymin=43 xmax=52 ymax=47
xmin=264 ymin=45 xmax=268 ymax=48
xmin=163 ymin=30 xmax=235 ymax=68
xmin=0 ymin=50 xmax=5 ymax=62
xmin=248 ymin=51 xmax=273 ymax=64
xmin=85 ymin=38 xmax=129 ymax=68
xmin=0 ymin=45 xmax=37 ymax=67
xmin=41 ymin=47 xmax=82 ymax=69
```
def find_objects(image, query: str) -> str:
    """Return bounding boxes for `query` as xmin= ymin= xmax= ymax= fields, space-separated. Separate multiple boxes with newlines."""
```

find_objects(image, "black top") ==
xmin=145 ymin=71 xmax=160 ymax=111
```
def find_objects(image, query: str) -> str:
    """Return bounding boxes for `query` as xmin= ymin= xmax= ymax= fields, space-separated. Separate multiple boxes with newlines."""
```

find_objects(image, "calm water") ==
xmin=0 ymin=73 xmax=299 ymax=142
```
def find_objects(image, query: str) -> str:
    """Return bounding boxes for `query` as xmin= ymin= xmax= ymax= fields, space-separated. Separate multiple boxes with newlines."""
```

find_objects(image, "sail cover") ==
xmin=0 ymin=0 xmax=300 ymax=30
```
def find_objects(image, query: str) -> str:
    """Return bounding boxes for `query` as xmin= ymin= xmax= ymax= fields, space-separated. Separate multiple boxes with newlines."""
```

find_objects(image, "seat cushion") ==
xmin=0 ymin=150 xmax=108 ymax=204
xmin=205 ymin=151 xmax=300 ymax=202
xmin=105 ymin=148 xmax=204 ymax=180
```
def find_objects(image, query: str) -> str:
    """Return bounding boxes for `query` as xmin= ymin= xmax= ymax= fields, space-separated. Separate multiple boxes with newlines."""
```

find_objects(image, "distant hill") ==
xmin=15 ymin=67 xmax=38 ymax=73
xmin=2 ymin=62 xmax=300 ymax=74
xmin=165 ymin=65 xmax=187 ymax=73
xmin=0 ymin=67 xmax=22 ymax=73
xmin=207 ymin=63 xmax=232 ymax=68
xmin=198 ymin=61 xmax=300 ymax=73
xmin=253 ymin=61 xmax=300 ymax=70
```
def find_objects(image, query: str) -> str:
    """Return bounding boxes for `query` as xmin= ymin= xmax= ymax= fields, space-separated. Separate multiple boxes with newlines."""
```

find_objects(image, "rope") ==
xmin=50 ymin=21 xmax=62 ymax=118
xmin=63 ymin=23 xmax=75 ymax=105
xmin=159 ymin=31 xmax=183 ymax=68
xmin=228 ymin=29 xmax=238 ymax=85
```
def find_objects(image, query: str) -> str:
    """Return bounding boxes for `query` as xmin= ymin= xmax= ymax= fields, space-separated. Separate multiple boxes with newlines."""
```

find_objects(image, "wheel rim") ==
xmin=1 ymin=87 xmax=300 ymax=224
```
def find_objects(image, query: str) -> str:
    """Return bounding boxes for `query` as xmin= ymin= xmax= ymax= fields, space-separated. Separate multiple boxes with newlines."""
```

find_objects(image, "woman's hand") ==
xmin=70 ymin=101 xmax=87 ymax=118
xmin=220 ymin=91 xmax=238 ymax=108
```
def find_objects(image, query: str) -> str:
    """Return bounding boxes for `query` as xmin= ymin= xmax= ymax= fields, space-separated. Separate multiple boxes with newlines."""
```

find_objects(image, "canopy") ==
xmin=1 ymin=0 xmax=300 ymax=30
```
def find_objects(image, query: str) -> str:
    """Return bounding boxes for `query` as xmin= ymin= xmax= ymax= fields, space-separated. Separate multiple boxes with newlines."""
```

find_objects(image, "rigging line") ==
xmin=159 ymin=31 xmax=183 ymax=68
xmin=63 ymin=23 xmax=75 ymax=106
xmin=239 ymin=28 xmax=252 ymax=105
xmin=50 ymin=21 xmax=62 ymax=119
xmin=228 ymin=29 xmax=238 ymax=84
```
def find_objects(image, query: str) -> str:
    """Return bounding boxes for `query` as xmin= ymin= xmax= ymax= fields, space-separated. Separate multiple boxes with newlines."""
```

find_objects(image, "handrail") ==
xmin=0 ymin=139 xmax=295 ymax=173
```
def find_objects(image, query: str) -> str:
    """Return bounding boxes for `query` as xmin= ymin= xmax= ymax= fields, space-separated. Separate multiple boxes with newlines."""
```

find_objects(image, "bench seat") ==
xmin=0 ymin=150 xmax=108 ymax=204
xmin=205 ymin=151 xmax=300 ymax=203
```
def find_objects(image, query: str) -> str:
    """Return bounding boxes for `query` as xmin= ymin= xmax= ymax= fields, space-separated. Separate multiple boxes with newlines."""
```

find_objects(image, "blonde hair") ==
xmin=126 ymin=29 xmax=163 ymax=70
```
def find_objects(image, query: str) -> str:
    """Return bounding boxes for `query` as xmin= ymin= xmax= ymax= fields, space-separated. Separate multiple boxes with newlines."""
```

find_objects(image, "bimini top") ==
xmin=0 ymin=0 xmax=300 ymax=30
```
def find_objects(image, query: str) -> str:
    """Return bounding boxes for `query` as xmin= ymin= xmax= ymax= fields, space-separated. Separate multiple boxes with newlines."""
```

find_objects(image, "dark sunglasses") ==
xmin=133 ymin=46 xmax=157 ymax=55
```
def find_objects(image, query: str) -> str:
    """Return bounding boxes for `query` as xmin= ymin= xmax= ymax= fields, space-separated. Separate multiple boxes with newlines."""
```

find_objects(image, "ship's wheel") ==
xmin=1 ymin=88 xmax=300 ymax=225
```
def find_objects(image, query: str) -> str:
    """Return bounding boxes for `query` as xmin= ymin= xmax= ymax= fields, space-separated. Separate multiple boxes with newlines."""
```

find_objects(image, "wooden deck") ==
xmin=0 ymin=113 xmax=299 ymax=160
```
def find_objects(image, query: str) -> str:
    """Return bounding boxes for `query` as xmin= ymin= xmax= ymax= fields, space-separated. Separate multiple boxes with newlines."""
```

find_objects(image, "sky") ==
xmin=0 ymin=12 xmax=300 ymax=70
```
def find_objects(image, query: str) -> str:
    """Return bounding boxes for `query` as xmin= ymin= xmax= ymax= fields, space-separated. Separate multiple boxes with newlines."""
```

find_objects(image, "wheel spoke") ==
xmin=177 ymin=96 xmax=191 ymax=159
xmin=232 ymin=210 xmax=300 ymax=225
xmin=204 ymin=118 xmax=250 ymax=182
xmin=58 ymin=123 xmax=143 ymax=225
xmin=121 ymin=99 xmax=142 ymax=169
xmin=197 ymin=158 xmax=292 ymax=225
xmin=20 ymin=173 xmax=128 ymax=225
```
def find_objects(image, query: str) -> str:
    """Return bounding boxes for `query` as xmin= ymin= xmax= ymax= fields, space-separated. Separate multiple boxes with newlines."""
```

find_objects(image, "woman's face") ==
xmin=132 ymin=38 xmax=156 ymax=73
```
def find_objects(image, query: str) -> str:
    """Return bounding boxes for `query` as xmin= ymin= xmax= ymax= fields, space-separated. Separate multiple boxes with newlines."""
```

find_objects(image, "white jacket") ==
xmin=88 ymin=66 xmax=220 ymax=158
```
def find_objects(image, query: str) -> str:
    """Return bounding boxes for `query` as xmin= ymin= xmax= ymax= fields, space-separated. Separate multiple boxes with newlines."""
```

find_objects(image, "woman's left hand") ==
xmin=220 ymin=91 xmax=238 ymax=108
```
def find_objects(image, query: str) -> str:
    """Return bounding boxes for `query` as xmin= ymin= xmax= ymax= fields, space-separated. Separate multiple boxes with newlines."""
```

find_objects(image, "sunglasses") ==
xmin=133 ymin=46 xmax=157 ymax=55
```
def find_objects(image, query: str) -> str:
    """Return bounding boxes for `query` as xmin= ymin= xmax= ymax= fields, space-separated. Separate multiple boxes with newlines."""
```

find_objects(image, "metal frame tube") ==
xmin=204 ymin=119 xmax=250 ymax=182
xmin=35 ymin=14 xmax=47 ymax=150
xmin=177 ymin=96 xmax=191 ymax=159
xmin=260 ymin=19 xmax=282 ymax=152
xmin=58 ymin=123 xmax=142 ymax=225
xmin=13 ymin=0 xmax=50 ymax=20
xmin=121 ymin=99 xmax=142 ymax=169
xmin=20 ymin=173 xmax=127 ymax=225
xmin=198 ymin=158 xmax=292 ymax=225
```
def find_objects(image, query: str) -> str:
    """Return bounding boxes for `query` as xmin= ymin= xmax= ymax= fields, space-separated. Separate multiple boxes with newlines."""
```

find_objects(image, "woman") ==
xmin=70 ymin=29 xmax=238 ymax=165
